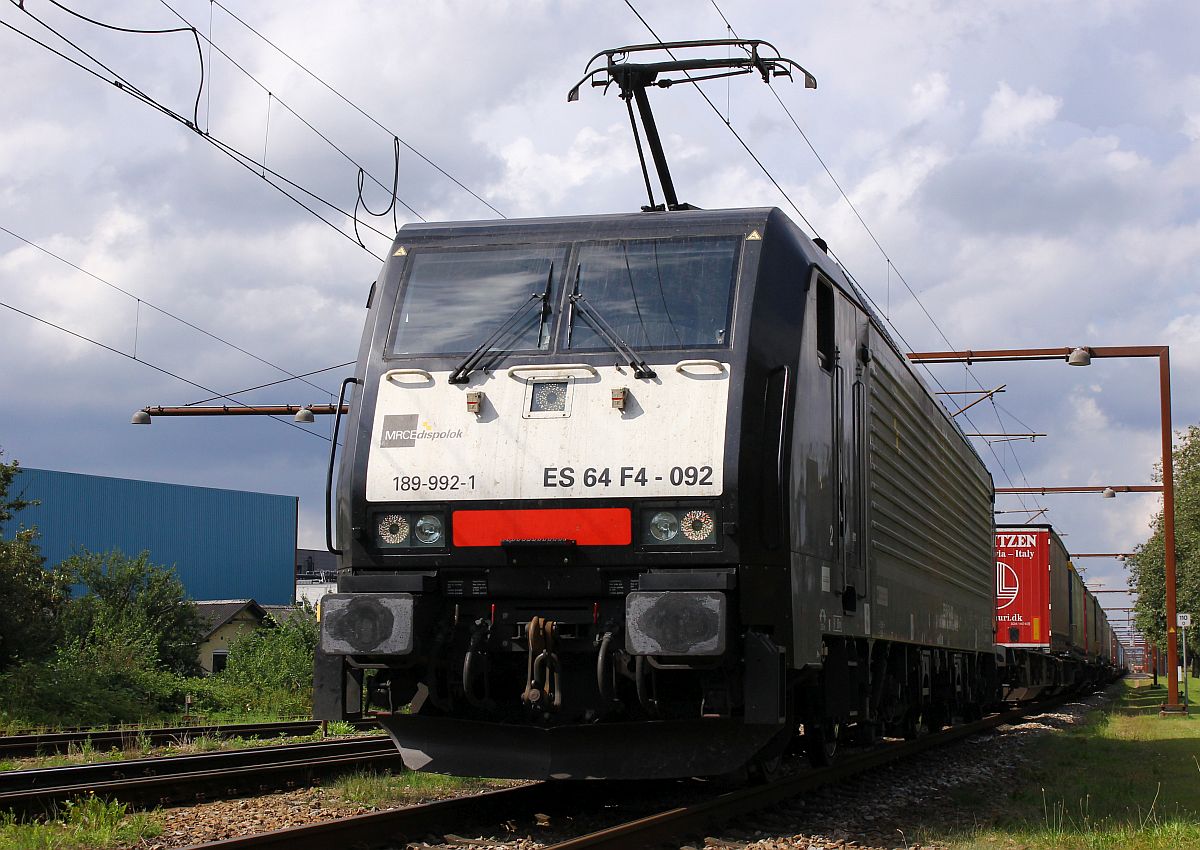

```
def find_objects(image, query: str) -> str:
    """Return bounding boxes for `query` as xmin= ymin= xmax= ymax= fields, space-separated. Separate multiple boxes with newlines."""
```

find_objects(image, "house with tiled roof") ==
xmin=194 ymin=599 xmax=268 ymax=674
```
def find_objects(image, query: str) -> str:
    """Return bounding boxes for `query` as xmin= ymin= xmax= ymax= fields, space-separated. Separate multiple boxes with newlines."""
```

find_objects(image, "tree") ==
xmin=58 ymin=550 xmax=205 ymax=676
xmin=1128 ymin=424 xmax=1200 ymax=672
xmin=0 ymin=450 xmax=64 ymax=671
xmin=0 ymin=528 xmax=67 ymax=671
xmin=0 ymin=449 xmax=35 ymax=524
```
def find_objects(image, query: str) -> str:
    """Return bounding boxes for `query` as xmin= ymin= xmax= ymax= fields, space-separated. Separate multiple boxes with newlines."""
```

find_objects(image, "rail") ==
xmin=0 ymin=718 xmax=379 ymax=758
xmin=0 ymin=736 xmax=394 ymax=817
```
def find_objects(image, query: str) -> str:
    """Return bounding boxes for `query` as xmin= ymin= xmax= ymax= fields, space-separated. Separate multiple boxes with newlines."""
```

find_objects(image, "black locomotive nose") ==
xmin=328 ymin=596 xmax=397 ymax=652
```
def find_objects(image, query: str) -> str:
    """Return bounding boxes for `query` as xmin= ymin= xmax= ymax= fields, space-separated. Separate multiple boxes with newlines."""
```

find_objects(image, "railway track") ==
xmin=177 ymin=695 xmax=1083 ymax=850
xmin=0 ymin=735 xmax=397 ymax=818
xmin=0 ymin=718 xmax=379 ymax=758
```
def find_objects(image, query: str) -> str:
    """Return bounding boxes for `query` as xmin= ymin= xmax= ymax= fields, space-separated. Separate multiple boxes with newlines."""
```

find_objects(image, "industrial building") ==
xmin=2 ymin=467 xmax=297 ymax=605
xmin=295 ymin=547 xmax=336 ymax=606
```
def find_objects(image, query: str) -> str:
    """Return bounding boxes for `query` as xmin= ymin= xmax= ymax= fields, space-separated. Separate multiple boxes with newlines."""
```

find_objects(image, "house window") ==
xmin=211 ymin=651 xmax=229 ymax=674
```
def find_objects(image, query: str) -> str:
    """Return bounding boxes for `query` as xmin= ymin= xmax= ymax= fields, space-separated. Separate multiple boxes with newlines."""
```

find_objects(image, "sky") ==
xmin=2 ymin=0 xmax=1197 ymax=629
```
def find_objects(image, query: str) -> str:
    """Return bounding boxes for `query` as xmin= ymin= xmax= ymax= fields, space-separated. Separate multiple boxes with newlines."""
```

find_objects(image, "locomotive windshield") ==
xmin=388 ymin=246 xmax=561 ymax=356
xmin=568 ymin=236 xmax=739 ymax=350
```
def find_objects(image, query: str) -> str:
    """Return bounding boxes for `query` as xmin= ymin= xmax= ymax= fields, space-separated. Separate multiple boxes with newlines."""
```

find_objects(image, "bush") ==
xmin=0 ymin=619 xmax=184 ymax=727
xmin=187 ymin=606 xmax=319 ymax=717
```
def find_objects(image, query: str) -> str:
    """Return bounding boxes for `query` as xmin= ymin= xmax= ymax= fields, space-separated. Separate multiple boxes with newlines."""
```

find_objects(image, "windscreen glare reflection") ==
xmin=388 ymin=247 xmax=559 ymax=356
xmin=570 ymin=237 xmax=738 ymax=350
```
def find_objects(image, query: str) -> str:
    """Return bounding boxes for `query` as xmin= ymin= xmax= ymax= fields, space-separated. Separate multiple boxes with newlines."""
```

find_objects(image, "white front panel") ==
xmin=365 ymin=362 xmax=730 ymax=502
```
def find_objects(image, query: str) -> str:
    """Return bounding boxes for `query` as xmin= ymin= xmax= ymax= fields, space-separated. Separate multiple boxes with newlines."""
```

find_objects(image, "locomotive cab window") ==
xmin=568 ymin=236 xmax=739 ymax=350
xmin=815 ymin=275 xmax=835 ymax=371
xmin=387 ymin=245 xmax=563 ymax=356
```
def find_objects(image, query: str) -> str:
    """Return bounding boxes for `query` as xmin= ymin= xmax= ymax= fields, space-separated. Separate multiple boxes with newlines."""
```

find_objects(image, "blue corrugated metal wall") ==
xmin=1 ymin=468 xmax=296 ymax=604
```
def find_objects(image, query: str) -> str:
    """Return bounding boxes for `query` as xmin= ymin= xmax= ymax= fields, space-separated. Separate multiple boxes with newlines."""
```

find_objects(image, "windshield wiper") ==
xmin=569 ymin=286 xmax=657 ymax=379
xmin=449 ymin=291 xmax=549 ymax=385
xmin=448 ymin=263 xmax=555 ymax=384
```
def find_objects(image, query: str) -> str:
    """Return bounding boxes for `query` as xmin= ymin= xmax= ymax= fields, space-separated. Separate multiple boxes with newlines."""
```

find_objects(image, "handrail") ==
xmin=506 ymin=363 xmax=599 ymax=379
xmin=674 ymin=359 xmax=726 ymax=374
xmin=382 ymin=368 xmax=434 ymax=383
xmin=326 ymin=377 xmax=358 ymax=555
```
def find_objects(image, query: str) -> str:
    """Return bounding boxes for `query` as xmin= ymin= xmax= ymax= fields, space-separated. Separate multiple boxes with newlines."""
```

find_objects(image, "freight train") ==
xmin=995 ymin=524 xmax=1124 ymax=700
xmin=312 ymin=204 xmax=1024 ymax=779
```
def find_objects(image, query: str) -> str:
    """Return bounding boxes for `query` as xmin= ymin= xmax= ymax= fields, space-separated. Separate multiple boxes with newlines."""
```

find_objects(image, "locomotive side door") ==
xmin=811 ymin=275 xmax=856 ymax=602
xmin=834 ymin=290 xmax=864 ymax=613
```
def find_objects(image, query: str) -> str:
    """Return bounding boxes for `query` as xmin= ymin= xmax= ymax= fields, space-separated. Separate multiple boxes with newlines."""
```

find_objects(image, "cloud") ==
xmin=977 ymin=82 xmax=1062 ymax=146
xmin=909 ymin=72 xmax=953 ymax=123
xmin=484 ymin=125 xmax=635 ymax=215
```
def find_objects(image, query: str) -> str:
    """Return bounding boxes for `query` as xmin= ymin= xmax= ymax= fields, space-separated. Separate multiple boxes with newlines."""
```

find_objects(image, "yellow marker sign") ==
xmin=746 ymin=230 xmax=762 ymax=241
xmin=393 ymin=246 xmax=408 ymax=256
xmin=1032 ymin=617 xmax=1041 ymax=641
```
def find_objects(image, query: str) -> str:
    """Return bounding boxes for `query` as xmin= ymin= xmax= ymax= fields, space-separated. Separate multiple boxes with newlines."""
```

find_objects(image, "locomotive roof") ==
xmin=398 ymin=206 xmax=777 ymax=246
xmin=399 ymin=206 xmax=777 ymax=235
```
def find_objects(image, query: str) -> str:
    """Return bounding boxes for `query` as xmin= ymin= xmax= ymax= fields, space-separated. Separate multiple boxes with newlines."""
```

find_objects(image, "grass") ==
xmin=0 ymin=796 xmax=162 ymax=849
xmin=925 ymin=677 xmax=1200 ymax=850
xmin=0 ymin=710 xmax=314 ymax=737
xmin=328 ymin=768 xmax=507 ymax=809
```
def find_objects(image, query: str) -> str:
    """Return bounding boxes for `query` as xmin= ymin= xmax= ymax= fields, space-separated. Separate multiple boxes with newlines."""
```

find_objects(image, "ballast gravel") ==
xmin=137 ymin=781 xmax=518 ymax=849
xmin=128 ymin=687 xmax=1113 ymax=850
xmin=682 ymin=687 xmax=1114 ymax=850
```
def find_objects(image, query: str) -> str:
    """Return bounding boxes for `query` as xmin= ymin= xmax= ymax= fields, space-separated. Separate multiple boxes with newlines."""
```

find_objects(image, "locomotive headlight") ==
xmin=650 ymin=511 xmax=679 ymax=542
xmin=377 ymin=514 xmax=410 ymax=545
xmin=414 ymin=514 xmax=443 ymax=545
xmin=642 ymin=506 xmax=720 ymax=546
xmin=375 ymin=511 xmax=447 ymax=549
xmin=680 ymin=509 xmax=716 ymax=542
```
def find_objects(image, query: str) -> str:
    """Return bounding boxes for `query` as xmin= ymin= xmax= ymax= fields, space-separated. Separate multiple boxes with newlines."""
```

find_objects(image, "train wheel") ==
xmin=748 ymin=752 xmax=784 ymax=784
xmin=747 ymin=716 xmax=794 ymax=784
xmin=803 ymin=720 xmax=840 ymax=767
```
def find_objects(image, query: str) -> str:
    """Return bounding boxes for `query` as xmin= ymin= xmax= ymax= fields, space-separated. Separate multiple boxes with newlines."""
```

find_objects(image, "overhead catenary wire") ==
xmin=155 ymin=0 xmax=424 ymax=227
xmin=45 ymin=0 xmax=420 ymax=231
xmin=0 ymin=224 xmax=341 ymax=398
xmin=0 ymin=299 xmax=332 ymax=442
xmin=184 ymin=360 xmax=355 ymax=407
xmin=42 ymin=0 xmax=204 ymax=128
xmin=0 ymin=6 xmax=390 ymax=260
xmin=207 ymin=0 xmax=505 ymax=219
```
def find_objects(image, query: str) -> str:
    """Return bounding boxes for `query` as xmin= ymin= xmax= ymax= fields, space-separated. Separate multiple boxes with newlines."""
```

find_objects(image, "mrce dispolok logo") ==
xmin=379 ymin=414 xmax=464 ymax=448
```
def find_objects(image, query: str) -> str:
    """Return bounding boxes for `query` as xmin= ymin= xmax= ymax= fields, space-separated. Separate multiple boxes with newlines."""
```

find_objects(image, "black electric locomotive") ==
xmin=313 ymin=201 xmax=1002 ymax=778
